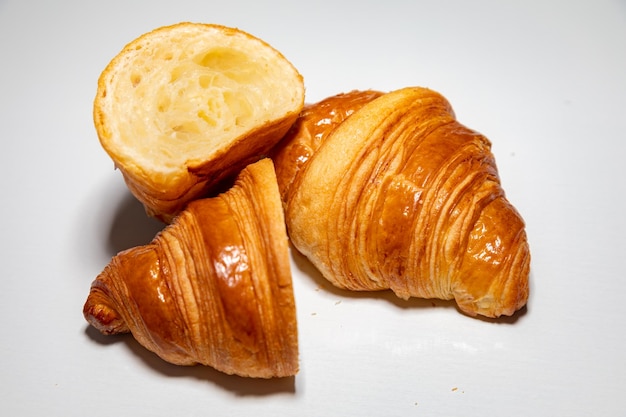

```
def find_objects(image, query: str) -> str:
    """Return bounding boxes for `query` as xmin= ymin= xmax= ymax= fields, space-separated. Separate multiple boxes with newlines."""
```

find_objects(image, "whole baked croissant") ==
xmin=83 ymin=159 xmax=299 ymax=378
xmin=93 ymin=22 xmax=305 ymax=222
xmin=272 ymin=87 xmax=530 ymax=318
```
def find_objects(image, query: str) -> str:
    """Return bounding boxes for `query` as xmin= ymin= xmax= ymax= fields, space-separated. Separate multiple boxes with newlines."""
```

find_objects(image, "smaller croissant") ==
xmin=83 ymin=159 xmax=298 ymax=378
xmin=273 ymin=87 xmax=530 ymax=318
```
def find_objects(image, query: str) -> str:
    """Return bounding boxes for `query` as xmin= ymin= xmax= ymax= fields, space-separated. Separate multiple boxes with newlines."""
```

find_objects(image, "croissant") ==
xmin=272 ymin=87 xmax=530 ymax=318
xmin=93 ymin=22 xmax=305 ymax=222
xmin=83 ymin=159 xmax=299 ymax=378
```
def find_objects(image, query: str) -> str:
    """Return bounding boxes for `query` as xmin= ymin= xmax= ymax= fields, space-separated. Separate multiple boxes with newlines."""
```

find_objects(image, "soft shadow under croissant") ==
xmin=273 ymin=87 xmax=530 ymax=318
xmin=83 ymin=159 xmax=299 ymax=378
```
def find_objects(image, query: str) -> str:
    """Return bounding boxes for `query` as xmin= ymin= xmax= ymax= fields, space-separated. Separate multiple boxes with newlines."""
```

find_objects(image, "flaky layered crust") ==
xmin=94 ymin=22 xmax=305 ymax=222
xmin=83 ymin=159 xmax=299 ymax=378
xmin=272 ymin=90 xmax=384 ymax=206
xmin=275 ymin=87 xmax=530 ymax=318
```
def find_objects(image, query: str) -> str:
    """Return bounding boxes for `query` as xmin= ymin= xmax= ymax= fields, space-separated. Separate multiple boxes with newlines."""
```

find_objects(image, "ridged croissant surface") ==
xmin=83 ymin=159 xmax=298 ymax=378
xmin=273 ymin=87 xmax=530 ymax=318
xmin=94 ymin=22 xmax=305 ymax=222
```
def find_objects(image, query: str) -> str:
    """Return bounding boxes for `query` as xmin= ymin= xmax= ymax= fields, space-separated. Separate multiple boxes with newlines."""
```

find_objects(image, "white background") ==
xmin=1 ymin=0 xmax=625 ymax=416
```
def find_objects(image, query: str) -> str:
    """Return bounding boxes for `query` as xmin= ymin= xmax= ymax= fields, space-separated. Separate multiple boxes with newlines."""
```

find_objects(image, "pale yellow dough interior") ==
xmin=109 ymin=35 xmax=292 ymax=174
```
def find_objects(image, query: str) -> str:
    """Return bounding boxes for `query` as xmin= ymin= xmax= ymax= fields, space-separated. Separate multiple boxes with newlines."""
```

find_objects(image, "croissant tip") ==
xmin=454 ymin=278 xmax=529 ymax=319
xmin=83 ymin=289 xmax=129 ymax=335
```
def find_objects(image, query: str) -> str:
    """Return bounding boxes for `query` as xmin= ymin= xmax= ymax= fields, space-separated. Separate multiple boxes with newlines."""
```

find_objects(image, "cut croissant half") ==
xmin=83 ymin=159 xmax=299 ymax=378
xmin=274 ymin=87 xmax=530 ymax=318
xmin=94 ymin=22 xmax=305 ymax=222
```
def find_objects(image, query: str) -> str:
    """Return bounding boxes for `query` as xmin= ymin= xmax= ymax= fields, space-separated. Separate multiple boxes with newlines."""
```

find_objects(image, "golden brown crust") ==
xmin=272 ymin=90 xmax=384 ymax=207
xmin=94 ymin=22 xmax=305 ymax=222
xmin=275 ymin=87 xmax=530 ymax=318
xmin=83 ymin=159 xmax=298 ymax=378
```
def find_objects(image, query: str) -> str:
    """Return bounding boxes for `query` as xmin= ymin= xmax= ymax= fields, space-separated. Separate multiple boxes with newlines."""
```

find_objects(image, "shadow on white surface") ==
xmin=106 ymin=191 xmax=165 ymax=257
xmin=83 ymin=325 xmax=296 ymax=395
xmin=290 ymin=241 xmax=529 ymax=325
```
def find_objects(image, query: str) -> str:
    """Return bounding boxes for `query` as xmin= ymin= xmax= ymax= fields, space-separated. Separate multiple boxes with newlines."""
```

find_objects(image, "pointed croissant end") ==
xmin=83 ymin=259 xmax=131 ymax=335
xmin=454 ymin=198 xmax=531 ymax=318
xmin=83 ymin=292 xmax=129 ymax=335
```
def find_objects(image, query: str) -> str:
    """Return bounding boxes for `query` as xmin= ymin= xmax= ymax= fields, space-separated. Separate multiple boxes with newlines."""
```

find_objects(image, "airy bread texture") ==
xmin=94 ymin=22 xmax=305 ymax=222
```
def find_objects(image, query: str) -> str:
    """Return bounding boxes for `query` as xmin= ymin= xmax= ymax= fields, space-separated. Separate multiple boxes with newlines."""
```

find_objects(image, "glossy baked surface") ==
xmin=277 ymin=87 xmax=529 ymax=317
xmin=84 ymin=159 xmax=298 ymax=378
xmin=2 ymin=1 xmax=625 ymax=415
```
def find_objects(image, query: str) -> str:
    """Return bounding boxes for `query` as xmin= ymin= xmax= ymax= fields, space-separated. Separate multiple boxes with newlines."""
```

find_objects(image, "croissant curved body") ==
xmin=83 ymin=159 xmax=298 ymax=378
xmin=273 ymin=87 xmax=530 ymax=318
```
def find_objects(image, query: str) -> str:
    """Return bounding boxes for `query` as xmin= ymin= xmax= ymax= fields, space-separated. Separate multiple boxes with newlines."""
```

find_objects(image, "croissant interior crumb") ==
xmin=99 ymin=25 xmax=302 ymax=174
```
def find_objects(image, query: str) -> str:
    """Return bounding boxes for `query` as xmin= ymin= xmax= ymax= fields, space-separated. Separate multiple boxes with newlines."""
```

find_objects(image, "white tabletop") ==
xmin=1 ymin=1 xmax=625 ymax=416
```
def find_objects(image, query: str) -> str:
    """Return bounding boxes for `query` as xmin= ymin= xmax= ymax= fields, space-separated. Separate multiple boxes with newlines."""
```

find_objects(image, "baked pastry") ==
xmin=94 ymin=22 xmax=305 ymax=222
xmin=83 ymin=159 xmax=299 ymax=378
xmin=273 ymin=90 xmax=384 ymax=206
xmin=273 ymin=87 xmax=530 ymax=318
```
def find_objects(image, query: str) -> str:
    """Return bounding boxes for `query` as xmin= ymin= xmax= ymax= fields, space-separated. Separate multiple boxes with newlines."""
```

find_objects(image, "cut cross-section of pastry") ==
xmin=94 ymin=22 xmax=305 ymax=222
xmin=83 ymin=159 xmax=299 ymax=378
